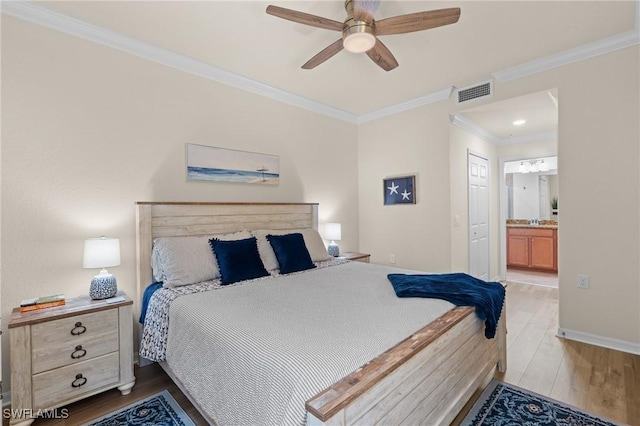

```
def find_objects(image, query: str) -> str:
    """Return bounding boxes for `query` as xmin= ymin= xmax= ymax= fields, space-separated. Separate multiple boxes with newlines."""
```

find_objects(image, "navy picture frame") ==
xmin=383 ymin=175 xmax=416 ymax=205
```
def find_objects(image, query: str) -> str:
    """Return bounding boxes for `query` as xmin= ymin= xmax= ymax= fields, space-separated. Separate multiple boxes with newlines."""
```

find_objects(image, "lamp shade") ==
xmin=325 ymin=223 xmax=342 ymax=241
xmin=83 ymin=237 xmax=121 ymax=269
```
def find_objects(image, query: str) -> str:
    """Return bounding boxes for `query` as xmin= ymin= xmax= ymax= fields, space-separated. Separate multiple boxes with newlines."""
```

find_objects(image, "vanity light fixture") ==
xmin=518 ymin=161 xmax=529 ymax=173
xmin=519 ymin=159 xmax=546 ymax=173
xmin=538 ymin=159 xmax=548 ymax=172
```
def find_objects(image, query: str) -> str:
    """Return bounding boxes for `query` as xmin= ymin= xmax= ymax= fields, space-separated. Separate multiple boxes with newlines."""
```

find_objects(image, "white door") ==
xmin=468 ymin=153 xmax=490 ymax=280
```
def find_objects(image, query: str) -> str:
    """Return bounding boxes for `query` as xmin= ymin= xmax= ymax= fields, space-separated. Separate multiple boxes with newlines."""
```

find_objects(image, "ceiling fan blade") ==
xmin=366 ymin=38 xmax=399 ymax=71
xmin=266 ymin=5 xmax=343 ymax=32
xmin=376 ymin=7 xmax=461 ymax=35
xmin=302 ymin=39 xmax=344 ymax=69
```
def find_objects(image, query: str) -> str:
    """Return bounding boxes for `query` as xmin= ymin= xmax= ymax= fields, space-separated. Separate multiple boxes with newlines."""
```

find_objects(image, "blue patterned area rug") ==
xmin=462 ymin=379 xmax=623 ymax=426
xmin=82 ymin=390 xmax=196 ymax=426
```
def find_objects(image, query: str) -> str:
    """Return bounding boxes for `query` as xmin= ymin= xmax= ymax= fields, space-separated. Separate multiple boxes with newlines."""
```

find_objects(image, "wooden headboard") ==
xmin=135 ymin=202 xmax=319 ymax=306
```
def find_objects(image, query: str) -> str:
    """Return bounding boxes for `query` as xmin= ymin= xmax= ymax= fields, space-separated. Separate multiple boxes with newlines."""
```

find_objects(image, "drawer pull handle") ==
xmin=71 ymin=322 xmax=87 ymax=336
xmin=71 ymin=374 xmax=87 ymax=388
xmin=71 ymin=345 xmax=87 ymax=359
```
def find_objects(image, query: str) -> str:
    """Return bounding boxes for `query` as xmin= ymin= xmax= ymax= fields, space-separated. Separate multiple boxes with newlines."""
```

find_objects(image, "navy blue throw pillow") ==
xmin=209 ymin=237 xmax=269 ymax=285
xmin=266 ymin=233 xmax=316 ymax=274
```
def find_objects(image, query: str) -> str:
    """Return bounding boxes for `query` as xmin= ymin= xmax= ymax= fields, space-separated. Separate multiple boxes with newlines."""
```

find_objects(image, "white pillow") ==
xmin=252 ymin=228 xmax=330 ymax=271
xmin=152 ymin=230 xmax=252 ymax=287
xmin=298 ymin=228 xmax=331 ymax=262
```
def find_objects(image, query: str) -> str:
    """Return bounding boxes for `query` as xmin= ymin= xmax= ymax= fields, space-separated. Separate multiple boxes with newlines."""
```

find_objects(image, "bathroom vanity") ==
xmin=507 ymin=224 xmax=558 ymax=272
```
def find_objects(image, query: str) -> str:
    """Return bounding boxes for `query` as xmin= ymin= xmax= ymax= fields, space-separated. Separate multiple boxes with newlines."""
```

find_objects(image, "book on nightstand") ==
xmin=20 ymin=294 xmax=66 ymax=312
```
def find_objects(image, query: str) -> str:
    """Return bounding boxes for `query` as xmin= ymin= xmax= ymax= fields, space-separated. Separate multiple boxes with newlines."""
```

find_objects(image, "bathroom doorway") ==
xmin=502 ymin=156 xmax=559 ymax=287
xmin=452 ymin=88 xmax=559 ymax=288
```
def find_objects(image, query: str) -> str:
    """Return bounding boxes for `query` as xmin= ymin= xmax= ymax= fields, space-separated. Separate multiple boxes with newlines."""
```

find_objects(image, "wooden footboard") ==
xmin=306 ymin=305 xmax=507 ymax=426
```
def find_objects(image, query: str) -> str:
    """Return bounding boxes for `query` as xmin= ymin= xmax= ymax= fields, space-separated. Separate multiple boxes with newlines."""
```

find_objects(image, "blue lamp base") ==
xmin=328 ymin=241 xmax=340 ymax=257
xmin=90 ymin=273 xmax=118 ymax=300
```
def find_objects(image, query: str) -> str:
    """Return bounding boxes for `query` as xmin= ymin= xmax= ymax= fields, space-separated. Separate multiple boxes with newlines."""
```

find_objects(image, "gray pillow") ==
xmin=152 ymin=230 xmax=252 ymax=287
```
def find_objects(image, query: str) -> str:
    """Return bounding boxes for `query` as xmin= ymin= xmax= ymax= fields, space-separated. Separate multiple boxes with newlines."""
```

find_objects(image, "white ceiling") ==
xmin=458 ymin=89 xmax=558 ymax=142
xmin=9 ymin=1 xmax=639 ymax=133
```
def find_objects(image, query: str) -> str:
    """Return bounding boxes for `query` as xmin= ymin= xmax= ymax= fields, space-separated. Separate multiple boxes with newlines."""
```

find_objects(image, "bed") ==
xmin=135 ymin=202 xmax=506 ymax=426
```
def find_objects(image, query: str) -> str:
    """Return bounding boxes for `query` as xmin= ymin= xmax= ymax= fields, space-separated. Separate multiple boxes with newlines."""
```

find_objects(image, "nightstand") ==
xmin=338 ymin=252 xmax=371 ymax=263
xmin=8 ymin=291 xmax=135 ymax=425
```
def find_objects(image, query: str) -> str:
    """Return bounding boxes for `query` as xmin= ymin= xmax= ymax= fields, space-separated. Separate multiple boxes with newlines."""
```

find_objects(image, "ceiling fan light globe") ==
xmin=343 ymin=32 xmax=376 ymax=53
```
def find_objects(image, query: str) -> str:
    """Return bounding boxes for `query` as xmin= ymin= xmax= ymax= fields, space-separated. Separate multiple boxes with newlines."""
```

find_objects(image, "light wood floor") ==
xmin=506 ymin=268 xmax=559 ymax=287
xmin=501 ymin=282 xmax=639 ymax=425
xmin=453 ymin=282 xmax=640 ymax=425
xmin=6 ymin=281 xmax=639 ymax=426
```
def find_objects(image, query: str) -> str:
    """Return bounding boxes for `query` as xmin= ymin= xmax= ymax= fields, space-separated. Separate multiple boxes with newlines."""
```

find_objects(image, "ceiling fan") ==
xmin=266 ymin=0 xmax=461 ymax=71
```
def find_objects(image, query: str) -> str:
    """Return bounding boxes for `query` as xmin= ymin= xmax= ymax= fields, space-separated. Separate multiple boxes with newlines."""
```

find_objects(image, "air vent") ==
xmin=457 ymin=80 xmax=493 ymax=104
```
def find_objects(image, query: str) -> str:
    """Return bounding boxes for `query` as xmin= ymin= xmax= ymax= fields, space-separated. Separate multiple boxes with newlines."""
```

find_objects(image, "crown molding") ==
xmin=449 ymin=113 xmax=501 ymax=144
xmin=2 ymin=1 xmax=639 ymax=123
xmin=1 ymin=1 xmax=358 ymax=123
xmin=493 ymin=29 xmax=640 ymax=82
xmin=357 ymin=87 xmax=455 ymax=123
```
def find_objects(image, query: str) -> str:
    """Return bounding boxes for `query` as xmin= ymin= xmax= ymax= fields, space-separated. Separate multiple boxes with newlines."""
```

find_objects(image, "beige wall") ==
xmin=358 ymin=46 xmax=640 ymax=349
xmin=553 ymin=48 xmax=639 ymax=344
xmin=1 ymin=17 xmax=359 ymax=388
xmin=357 ymin=104 xmax=452 ymax=271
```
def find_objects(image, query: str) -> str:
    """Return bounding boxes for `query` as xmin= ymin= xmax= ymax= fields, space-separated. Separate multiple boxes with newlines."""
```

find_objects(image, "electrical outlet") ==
xmin=577 ymin=274 xmax=590 ymax=289
xmin=389 ymin=253 xmax=396 ymax=264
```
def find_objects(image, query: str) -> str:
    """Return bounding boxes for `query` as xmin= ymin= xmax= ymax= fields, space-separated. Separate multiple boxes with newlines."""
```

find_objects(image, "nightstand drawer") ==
xmin=32 ymin=352 xmax=120 ymax=410
xmin=31 ymin=309 xmax=118 ymax=350
xmin=32 ymin=327 xmax=119 ymax=374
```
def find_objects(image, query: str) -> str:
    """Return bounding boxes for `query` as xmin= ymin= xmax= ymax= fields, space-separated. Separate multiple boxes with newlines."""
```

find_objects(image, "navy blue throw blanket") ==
xmin=139 ymin=282 xmax=163 ymax=324
xmin=387 ymin=272 xmax=505 ymax=339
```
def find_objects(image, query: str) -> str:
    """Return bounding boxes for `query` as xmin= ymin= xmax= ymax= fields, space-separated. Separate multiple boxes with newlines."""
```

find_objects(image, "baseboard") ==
xmin=491 ymin=275 xmax=503 ymax=283
xmin=557 ymin=327 xmax=640 ymax=355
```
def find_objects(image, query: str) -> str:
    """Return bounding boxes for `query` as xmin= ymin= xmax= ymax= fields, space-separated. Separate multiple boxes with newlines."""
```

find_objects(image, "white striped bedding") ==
xmin=158 ymin=261 xmax=454 ymax=426
xmin=139 ymin=258 xmax=348 ymax=362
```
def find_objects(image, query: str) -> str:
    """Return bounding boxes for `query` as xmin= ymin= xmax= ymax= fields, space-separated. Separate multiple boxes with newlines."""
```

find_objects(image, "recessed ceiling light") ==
xmin=513 ymin=119 xmax=526 ymax=126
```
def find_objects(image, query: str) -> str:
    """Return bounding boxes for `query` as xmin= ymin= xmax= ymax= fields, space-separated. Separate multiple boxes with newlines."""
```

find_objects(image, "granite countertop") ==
xmin=507 ymin=219 xmax=558 ymax=229
xmin=506 ymin=224 xmax=558 ymax=229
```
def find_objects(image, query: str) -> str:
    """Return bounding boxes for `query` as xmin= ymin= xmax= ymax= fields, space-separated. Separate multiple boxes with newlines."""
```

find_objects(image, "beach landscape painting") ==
xmin=186 ymin=144 xmax=279 ymax=185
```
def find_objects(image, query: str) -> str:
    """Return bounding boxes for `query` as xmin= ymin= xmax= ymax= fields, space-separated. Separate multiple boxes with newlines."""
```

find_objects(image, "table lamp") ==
xmin=83 ymin=236 xmax=121 ymax=299
xmin=325 ymin=223 xmax=342 ymax=257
